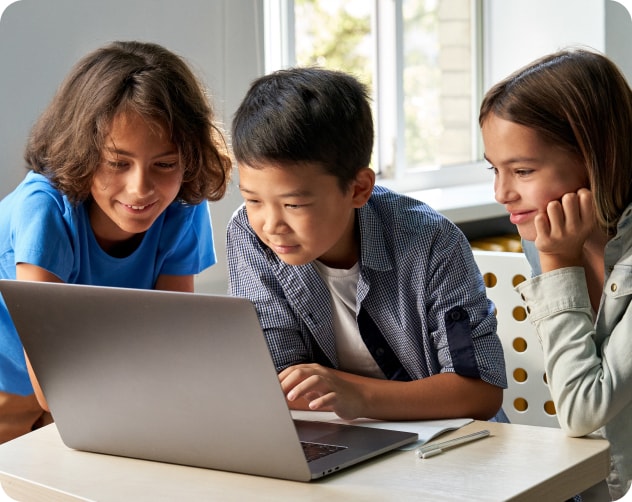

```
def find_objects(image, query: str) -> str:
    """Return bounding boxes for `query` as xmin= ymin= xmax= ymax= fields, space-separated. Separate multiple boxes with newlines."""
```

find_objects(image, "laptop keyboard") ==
xmin=301 ymin=441 xmax=347 ymax=462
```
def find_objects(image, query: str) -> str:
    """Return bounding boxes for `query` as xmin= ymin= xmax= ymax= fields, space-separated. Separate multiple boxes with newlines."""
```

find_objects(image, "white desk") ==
xmin=0 ymin=420 xmax=609 ymax=501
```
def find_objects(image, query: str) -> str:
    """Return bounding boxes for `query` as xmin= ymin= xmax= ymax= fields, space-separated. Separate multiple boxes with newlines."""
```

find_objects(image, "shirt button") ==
xmin=375 ymin=348 xmax=385 ymax=357
xmin=450 ymin=311 xmax=461 ymax=321
xmin=611 ymin=283 xmax=618 ymax=292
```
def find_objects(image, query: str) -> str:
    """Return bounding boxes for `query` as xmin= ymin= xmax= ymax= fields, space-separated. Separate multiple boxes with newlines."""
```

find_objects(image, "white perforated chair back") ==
xmin=473 ymin=250 xmax=559 ymax=428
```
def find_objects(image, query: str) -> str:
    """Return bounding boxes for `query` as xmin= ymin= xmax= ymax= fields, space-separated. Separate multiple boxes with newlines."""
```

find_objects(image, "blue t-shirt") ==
xmin=0 ymin=171 xmax=216 ymax=395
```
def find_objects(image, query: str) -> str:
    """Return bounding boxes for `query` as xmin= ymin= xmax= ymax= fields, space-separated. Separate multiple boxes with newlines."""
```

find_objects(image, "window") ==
xmin=264 ymin=0 xmax=488 ymax=193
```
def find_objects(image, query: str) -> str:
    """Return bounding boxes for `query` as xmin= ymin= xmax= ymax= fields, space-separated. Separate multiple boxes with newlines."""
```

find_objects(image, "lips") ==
xmin=122 ymin=201 xmax=156 ymax=212
xmin=508 ymin=209 xmax=536 ymax=225
xmin=269 ymin=242 xmax=299 ymax=254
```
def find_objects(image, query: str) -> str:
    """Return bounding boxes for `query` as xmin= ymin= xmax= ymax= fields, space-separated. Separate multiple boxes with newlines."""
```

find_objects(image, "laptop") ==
xmin=0 ymin=280 xmax=417 ymax=481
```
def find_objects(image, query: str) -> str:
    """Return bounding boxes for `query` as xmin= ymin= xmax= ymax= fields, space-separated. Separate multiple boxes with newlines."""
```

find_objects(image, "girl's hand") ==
xmin=534 ymin=188 xmax=595 ymax=272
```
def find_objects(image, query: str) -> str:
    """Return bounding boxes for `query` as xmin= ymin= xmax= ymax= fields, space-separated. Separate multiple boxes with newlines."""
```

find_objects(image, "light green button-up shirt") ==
xmin=518 ymin=205 xmax=632 ymax=500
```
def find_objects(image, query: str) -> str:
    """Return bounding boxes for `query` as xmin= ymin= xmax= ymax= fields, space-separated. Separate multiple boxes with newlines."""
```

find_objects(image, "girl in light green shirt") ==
xmin=480 ymin=48 xmax=632 ymax=500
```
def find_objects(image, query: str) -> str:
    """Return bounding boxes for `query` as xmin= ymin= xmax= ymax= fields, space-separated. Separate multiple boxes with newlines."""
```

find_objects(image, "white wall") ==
xmin=482 ymin=0 xmax=632 ymax=88
xmin=0 ymin=0 xmax=264 ymax=294
xmin=482 ymin=0 xmax=606 ymax=91
xmin=605 ymin=0 xmax=632 ymax=82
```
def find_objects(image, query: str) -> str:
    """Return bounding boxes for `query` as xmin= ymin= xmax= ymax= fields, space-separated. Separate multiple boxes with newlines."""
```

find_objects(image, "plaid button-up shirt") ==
xmin=227 ymin=185 xmax=507 ymax=390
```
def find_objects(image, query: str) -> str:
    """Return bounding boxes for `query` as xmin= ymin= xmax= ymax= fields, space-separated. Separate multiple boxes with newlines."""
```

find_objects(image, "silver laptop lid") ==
xmin=0 ymin=280 xmax=313 ymax=481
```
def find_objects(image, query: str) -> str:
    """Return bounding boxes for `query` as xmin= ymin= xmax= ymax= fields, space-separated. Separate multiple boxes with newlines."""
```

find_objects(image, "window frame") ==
xmin=263 ymin=0 xmax=491 ymax=194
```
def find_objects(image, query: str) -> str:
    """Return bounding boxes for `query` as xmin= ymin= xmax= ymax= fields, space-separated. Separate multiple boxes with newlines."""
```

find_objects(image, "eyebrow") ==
xmin=104 ymin=147 xmax=178 ymax=159
xmin=483 ymin=153 xmax=540 ymax=165
xmin=238 ymin=186 xmax=314 ymax=198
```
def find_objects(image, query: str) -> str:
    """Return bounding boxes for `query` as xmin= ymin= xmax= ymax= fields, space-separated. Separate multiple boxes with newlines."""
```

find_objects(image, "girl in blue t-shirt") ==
xmin=0 ymin=40 xmax=231 ymax=442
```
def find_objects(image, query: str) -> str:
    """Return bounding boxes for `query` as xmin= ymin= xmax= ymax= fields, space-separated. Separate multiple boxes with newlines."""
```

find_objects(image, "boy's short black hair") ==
xmin=231 ymin=67 xmax=374 ymax=190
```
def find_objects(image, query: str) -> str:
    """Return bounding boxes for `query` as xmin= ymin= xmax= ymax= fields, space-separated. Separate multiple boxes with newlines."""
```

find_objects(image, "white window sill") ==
xmin=406 ymin=182 xmax=506 ymax=224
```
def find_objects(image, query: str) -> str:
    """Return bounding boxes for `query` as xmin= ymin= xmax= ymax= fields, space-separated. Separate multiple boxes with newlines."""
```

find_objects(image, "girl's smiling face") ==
xmin=89 ymin=111 xmax=183 ymax=251
xmin=481 ymin=113 xmax=588 ymax=241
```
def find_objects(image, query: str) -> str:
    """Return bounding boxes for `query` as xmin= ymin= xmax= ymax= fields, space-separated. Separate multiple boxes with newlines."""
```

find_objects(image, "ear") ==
xmin=350 ymin=167 xmax=375 ymax=208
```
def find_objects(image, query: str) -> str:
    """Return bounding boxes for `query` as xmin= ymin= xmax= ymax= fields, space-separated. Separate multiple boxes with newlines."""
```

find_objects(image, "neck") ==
xmin=582 ymin=228 xmax=609 ymax=264
xmin=96 ymin=233 xmax=145 ymax=258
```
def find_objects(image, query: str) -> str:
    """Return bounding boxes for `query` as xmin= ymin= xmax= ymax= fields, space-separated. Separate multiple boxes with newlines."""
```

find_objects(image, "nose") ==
xmin=261 ymin=206 xmax=288 ymax=235
xmin=127 ymin=164 xmax=155 ymax=198
xmin=493 ymin=172 xmax=517 ymax=205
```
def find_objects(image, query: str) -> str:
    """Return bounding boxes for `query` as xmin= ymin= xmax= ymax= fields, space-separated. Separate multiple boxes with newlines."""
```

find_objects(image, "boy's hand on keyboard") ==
xmin=279 ymin=364 xmax=365 ymax=420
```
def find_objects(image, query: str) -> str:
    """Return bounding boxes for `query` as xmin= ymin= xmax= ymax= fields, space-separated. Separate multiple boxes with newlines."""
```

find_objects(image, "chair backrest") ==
xmin=473 ymin=250 xmax=559 ymax=428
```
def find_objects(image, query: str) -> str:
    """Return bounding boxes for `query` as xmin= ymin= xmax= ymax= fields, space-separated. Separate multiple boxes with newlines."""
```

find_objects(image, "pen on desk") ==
xmin=417 ymin=429 xmax=490 ymax=459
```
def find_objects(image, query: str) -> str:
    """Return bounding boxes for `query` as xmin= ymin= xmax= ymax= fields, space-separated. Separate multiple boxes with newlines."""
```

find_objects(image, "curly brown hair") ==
xmin=25 ymin=40 xmax=231 ymax=205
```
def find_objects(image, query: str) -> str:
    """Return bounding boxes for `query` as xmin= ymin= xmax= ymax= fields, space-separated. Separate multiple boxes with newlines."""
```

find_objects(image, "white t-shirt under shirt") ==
xmin=313 ymin=260 xmax=385 ymax=379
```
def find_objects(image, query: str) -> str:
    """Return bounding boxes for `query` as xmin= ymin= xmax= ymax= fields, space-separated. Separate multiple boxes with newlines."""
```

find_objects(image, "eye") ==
xmin=104 ymin=160 xmax=129 ymax=170
xmin=155 ymin=161 xmax=179 ymax=170
xmin=515 ymin=169 xmax=534 ymax=177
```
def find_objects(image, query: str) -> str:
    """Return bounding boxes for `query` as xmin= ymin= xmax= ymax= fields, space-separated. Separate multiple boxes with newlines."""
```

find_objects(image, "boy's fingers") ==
xmin=287 ymin=374 xmax=325 ymax=401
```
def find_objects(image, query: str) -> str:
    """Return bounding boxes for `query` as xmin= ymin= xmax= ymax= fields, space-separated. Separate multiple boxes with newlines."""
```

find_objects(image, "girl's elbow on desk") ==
xmin=555 ymin=404 xmax=603 ymax=437
xmin=559 ymin=416 xmax=602 ymax=438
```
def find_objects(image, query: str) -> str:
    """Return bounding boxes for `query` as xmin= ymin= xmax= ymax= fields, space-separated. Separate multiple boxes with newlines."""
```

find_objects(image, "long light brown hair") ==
xmin=480 ymin=48 xmax=632 ymax=235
